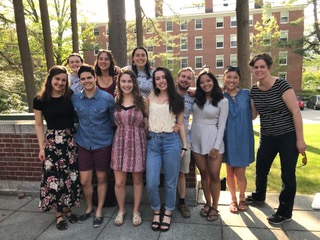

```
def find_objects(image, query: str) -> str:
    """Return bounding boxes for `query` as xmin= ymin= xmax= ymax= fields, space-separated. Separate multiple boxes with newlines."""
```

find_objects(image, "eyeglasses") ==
xmin=296 ymin=152 xmax=307 ymax=168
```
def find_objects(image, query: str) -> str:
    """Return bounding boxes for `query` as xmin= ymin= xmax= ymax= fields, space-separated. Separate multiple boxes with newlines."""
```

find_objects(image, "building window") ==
xmin=195 ymin=19 xmax=202 ymax=30
xmin=106 ymin=28 xmax=109 ymax=35
xmin=230 ymin=54 xmax=237 ymax=66
xmin=146 ymin=22 xmax=153 ymax=34
xmin=106 ymin=42 xmax=109 ymax=50
xmin=167 ymin=59 xmax=174 ymax=70
xmin=180 ymin=37 xmax=188 ymax=51
xmin=279 ymin=52 xmax=288 ymax=65
xmin=216 ymin=55 xmax=224 ymax=69
xmin=280 ymin=31 xmax=288 ymax=42
xmin=195 ymin=56 xmax=203 ymax=69
xmin=230 ymin=16 xmax=237 ymax=27
xmin=279 ymin=72 xmax=287 ymax=80
xmin=280 ymin=11 xmax=289 ymax=24
xmin=93 ymin=27 xmax=99 ymax=36
xmin=216 ymin=17 xmax=224 ymax=28
xmin=250 ymin=33 xmax=254 ymax=47
xmin=230 ymin=34 xmax=237 ymax=48
xmin=166 ymin=39 xmax=173 ymax=52
xmin=263 ymin=33 xmax=271 ymax=46
xmin=216 ymin=35 xmax=224 ymax=49
xmin=166 ymin=20 xmax=173 ymax=32
xmin=146 ymin=46 xmax=154 ymax=52
xmin=180 ymin=58 xmax=188 ymax=68
xmin=180 ymin=20 xmax=188 ymax=31
xmin=249 ymin=15 xmax=253 ymax=26
xmin=93 ymin=43 xmax=99 ymax=56
xmin=195 ymin=37 xmax=203 ymax=50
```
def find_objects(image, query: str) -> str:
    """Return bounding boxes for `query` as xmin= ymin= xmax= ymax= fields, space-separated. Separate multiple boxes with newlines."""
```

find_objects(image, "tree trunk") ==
xmin=135 ymin=0 xmax=143 ymax=47
xmin=13 ymin=0 xmax=36 ymax=113
xmin=70 ymin=0 xmax=79 ymax=53
xmin=39 ymin=0 xmax=55 ymax=70
xmin=236 ymin=0 xmax=251 ymax=88
xmin=108 ymin=0 xmax=127 ymax=67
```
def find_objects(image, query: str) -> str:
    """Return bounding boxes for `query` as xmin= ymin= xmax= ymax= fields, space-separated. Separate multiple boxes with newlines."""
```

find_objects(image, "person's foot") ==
xmin=200 ymin=203 xmax=211 ymax=217
xmin=151 ymin=212 xmax=161 ymax=231
xmin=114 ymin=210 xmax=126 ymax=226
xmin=178 ymin=204 xmax=191 ymax=218
xmin=93 ymin=216 xmax=103 ymax=228
xmin=78 ymin=209 xmax=95 ymax=223
xmin=132 ymin=211 xmax=142 ymax=226
xmin=56 ymin=215 xmax=68 ymax=230
xmin=229 ymin=202 xmax=238 ymax=214
xmin=267 ymin=214 xmax=291 ymax=225
xmin=238 ymin=200 xmax=248 ymax=211
xmin=245 ymin=195 xmax=265 ymax=204
xmin=160 ymin=212 xmax=172 ymax=232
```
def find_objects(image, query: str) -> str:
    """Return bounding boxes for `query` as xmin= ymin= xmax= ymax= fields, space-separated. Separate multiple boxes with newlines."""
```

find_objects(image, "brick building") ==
xmin=83 ymin=0 xmax=304 ymax=90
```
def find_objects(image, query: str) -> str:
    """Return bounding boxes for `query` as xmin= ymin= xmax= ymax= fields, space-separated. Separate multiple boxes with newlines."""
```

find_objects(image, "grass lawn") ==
xmin=219 ymin=124 xmax=320 ymax=195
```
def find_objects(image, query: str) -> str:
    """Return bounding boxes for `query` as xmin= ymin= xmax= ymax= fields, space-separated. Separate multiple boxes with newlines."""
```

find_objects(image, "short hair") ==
xmin=78 ymin=64 xmax=95 ymax=78
xmin=224 ymin=66 xmax=241 ymax=79
xmin=178 ymin=67 xmax=195 ymax=79
xmin=249 ymin=53 xmax=273 ymax=69
xmin=67 ymin=52 xmax=84 ymax=64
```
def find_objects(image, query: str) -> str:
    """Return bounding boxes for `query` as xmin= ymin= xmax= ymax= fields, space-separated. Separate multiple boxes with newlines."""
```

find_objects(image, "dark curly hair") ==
xmin=249 ymin=53 xmax=273 ymax=69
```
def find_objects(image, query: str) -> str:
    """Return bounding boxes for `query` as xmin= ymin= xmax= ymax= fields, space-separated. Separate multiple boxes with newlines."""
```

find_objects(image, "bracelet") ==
xmin=182 ymin=147 xmax=187 ymax=151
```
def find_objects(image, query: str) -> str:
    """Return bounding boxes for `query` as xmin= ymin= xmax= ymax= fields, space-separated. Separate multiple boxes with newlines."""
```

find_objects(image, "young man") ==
xmin=176 ymin=67 xmax=195 ymax=218
xmin=71 ymin=64 xmax=114 ymax=228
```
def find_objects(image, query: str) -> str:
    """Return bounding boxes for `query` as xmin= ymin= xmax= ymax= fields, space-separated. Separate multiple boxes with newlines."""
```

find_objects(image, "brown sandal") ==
xmin=229 ymin=201 xmax=238 ymax=213
xmin=207 ymin=208 xmax=219 ymax=221
xmin=200 ymin=204 xmax=211 ymax=217
xmin=238 ymin=200 xmax=248 ymax=211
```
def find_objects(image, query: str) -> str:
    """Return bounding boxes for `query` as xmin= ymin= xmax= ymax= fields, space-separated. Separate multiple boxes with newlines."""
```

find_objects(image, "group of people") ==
xmin=33 ymin=48 xmax=306 ymax=232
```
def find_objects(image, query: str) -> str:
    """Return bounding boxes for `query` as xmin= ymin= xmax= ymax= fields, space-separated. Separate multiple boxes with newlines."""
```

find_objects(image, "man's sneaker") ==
xmin=245 ymin=195 xmax=265 ymax=204
xmin=178 ymin=204 xmax=191 ymax=218
xmin=93 ymin=216 xmax=103 ymax=228
xmin=267 ymin=214 xmax=291 ymax=225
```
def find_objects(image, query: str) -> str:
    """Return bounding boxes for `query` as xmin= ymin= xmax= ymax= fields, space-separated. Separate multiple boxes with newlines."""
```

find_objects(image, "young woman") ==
xmin=146 ymin=67 xmax=187 ymax=232
xmin=67 ymin=53 xmax=84 ymax=94
xmin=247 ymin=53 xmax=306 ymax=225
xmin=222 ymin=66 xmax=255 ymax=213
xmin=33 ymin=65 xmax=81 ymax=231
xmin=190 ymin=70 xmax=228 ymax=222
xmin=111 ymin=69 xmax=148 ymax=226
xmin=94 ymin=49 xmax=119 ymax=96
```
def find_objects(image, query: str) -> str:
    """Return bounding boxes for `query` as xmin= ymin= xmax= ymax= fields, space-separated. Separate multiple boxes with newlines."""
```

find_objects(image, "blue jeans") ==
xmin=253 ymin=131 xmax=298 ymax=218
xmin=146 ymin=132 xmax=182 ymax=211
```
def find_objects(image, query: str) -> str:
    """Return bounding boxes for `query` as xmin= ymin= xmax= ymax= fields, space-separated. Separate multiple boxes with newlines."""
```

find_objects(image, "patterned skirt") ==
xmin=39 ymin=128 xmax=81 ymax=212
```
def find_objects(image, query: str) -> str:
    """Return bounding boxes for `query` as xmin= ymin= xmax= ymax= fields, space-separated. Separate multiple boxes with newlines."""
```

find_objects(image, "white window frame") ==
xmin=93 ymin=43 xmax=99 ymax=56
xmin=146 ymin=46 xmax=154 ymax=52
xmin=279 ymin=72 xmax=287 ymax=80
xmin=279 ymin=51 xmax=288 ymax=65
xmin=166 ymin=20 xmax=173 ymax=32
xmin=180 ymin=57 xmax=188 ymax=69
xmin=280 ymin=11 xmax=289 ymax=24
xmin=93 ymin=27 xmax=99 ymax=36
xmin=195 ymin=19 xmax=202 ymax=30
xmin=195 ymin=56 xmax=203 ymax=69
xmin=263 ymin=33 xmax=271 ymax=46
xmin=216 ymin=55 xmax=224 ymax=69
xmin=166 ymin=59 xmax=174 ymax=70
xmin=180 ymin=20 xmax=188 ymax=31
xmin=106 ymin=42 xmax=109 ymax=50
xmin=195 ymin=36 xmax=203 ymax=50
xmin=250 ymin=33 xmax=254 ymax=47
xmin=280 ymin=30 xmax=288 ymax=42
xmin=230 ymin=16 xmax=237 ymax=27
xmin=249 ymin=15 xmax=253 ymax=26
xmin=180 ymin=37 xmax=188 ymax=51
xmin=230 ymin=54 xmax=238 ymax=67
xmin=166 ymin=39 xmax=173 ymax=52
xmin=216 ymin=35 xmax=224 ymax=49
xmin=216 ymin=17 xmax=224 ymax=28
xmin=230 ymin=34 xmax=237 ymax=48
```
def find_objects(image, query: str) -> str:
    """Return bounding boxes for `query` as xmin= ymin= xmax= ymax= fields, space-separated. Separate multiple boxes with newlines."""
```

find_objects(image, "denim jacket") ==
xmin=72 ymin=87 xmax=114 ymax=150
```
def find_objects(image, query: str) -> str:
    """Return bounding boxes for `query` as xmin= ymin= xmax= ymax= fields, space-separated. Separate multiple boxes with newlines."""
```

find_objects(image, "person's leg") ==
xmin=114 ymin=170 xmax=127 ymax=213
xmin=206 ymin=154 xmax=222 ymax=211
xmin=234 ymin=167 xmax=247 ymax=202
xmin=95 ymin=171 xmax=108 ymax=218
xmin=132 ymin=172 xmax=144 ymax=214
xmin=80 ymin=170 xmax=94 ymax=213
xmin=226 ymin=164 xmax=237 ymax=203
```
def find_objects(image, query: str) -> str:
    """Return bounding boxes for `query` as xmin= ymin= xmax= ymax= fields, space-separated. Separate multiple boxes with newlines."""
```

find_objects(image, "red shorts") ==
xmin=77 ymin=144 xmax=111 ymax=171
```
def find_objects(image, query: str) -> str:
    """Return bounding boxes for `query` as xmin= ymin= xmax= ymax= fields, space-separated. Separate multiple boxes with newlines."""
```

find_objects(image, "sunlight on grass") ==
xmin=220 ymin=124 xmax=320 ymax=195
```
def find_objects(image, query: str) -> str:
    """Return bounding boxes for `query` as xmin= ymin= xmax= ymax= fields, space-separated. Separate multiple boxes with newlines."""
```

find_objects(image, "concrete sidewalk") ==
xmin=0 ymin=191 xmax=319 ymax=240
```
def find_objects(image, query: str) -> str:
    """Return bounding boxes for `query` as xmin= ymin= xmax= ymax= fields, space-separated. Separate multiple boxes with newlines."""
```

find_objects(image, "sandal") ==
xmin=160 ymin=213 xmax=172 ymax=232
xmin=132 ymin=211 xmax=142 ymax=226
xmin=229 ymin=201 xmax=238 ymax=214
xmin=64 ymin=209 xmax=78 ymax=223
xmin=238 ymin=200 xmax=248 ymax=211
xmin=114 ymin=210 xmax=126 ymax=226
xmin=56 ymin=215 xmax=68 ymax=230
xmin=151 ymin=212 xmax=161 ymax=231
xmin=207 ymin=208 xmax=219 ymax=222
xmin=200 ymin=203 xmax=211 ymax=217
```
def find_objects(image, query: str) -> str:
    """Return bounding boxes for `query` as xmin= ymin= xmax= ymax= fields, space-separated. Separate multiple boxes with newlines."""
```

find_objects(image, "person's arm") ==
xmin=250 ymin=99 xmax=259 ymax=120
xmin=213 ymin=98 xmax=229 ymax=151
xmin=34 ymin=109 xmax=45 ymax=161
xmin=177 ymin=111 xmax=187 ymax=159
xmin=282 ymin=89 xmax=306 ymax=154
xmin=143 ymin=97 xmax=149 ymax=134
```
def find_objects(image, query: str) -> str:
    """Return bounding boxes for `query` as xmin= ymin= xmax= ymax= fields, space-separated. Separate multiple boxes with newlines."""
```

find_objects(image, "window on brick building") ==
xmin=167 ymin=59 xmax=174 ymax=70
xmin=216 ymin=35 xmax=224 ymax=49
xmin=195 ymin=56 xmax=203 ymax=69
xmin=180 ymin=37 xmax=188 ymax=51
xmin=250 ymin=33 xmax=254 ymax=47
xmin=279 ymin=72 xmax=287 ymax=80
xmin=180 ymin=20 xmax=188 ymax=31
xmin=280 ymin=31 xmax=288 ymax=42
xmin=146 ymin=46 xmax=154 ymax=52
xmin=146 ymin=22 xmax=153 ymax=34
xmin=230 ymin=54 xmax=238 ymax=66
xmin=279 ymin=52 xmax=288 ymax=65
xmin=280 ymin=11 xmax=289 ymax=24
xmin=166 ymin=20 xmax=173 ymax=32
xmin=106 ymin=42 xmax=109 ymax=50
xmin=94 ymin=27 xmax=99 ymax=36
xmin=249 ymin=15 xmax=253 ymax=26
xmin=166 ymin=39 xmax=173 ymax=52
xmin=180 ymin=58 xmax=188 ymax=68
xmin=216 ymin=55 xmax=224 ymax=69
xmin=263 ymin=33 xmax=271 ymax=46
xmin=230 ymin=34 xmax=237 ymax=48
xmin=93 ymin=43 xmax=99 ymax=56
xmin=216 ymin=17 xmax=224 ymax=28
xmin=195 ymin=37 xmax=203 ymax=50
xmin=195 ymin=19 xmax=202 ymax=30
xmin=230 ymin=16 xmax=237 ymax=27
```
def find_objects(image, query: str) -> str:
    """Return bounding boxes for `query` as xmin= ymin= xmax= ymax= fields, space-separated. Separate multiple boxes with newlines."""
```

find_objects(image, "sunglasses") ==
xmin=296 ymin=152 xmax=307 ymax=168
xmin=225 ymin=66 xmax=240 ymax=71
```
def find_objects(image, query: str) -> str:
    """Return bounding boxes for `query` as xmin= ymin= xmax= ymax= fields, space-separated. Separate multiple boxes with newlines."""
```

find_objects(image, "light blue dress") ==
xmin=223 ymin=89 xmax=254 ymax=167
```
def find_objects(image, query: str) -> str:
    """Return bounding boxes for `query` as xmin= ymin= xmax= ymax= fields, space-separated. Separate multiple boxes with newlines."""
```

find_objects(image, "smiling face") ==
xmin=119 ymin=73 xmax=134 ymax=95
xmin=177 ymin=70 xmax=194 ymax=90
xmin=252 ymin=59 xmax=270 ymax=81
xmin=133 ymin=48 xmax=147 ymax=70
xmin=79 ymin=71 xmax=96 ymax=91
xmin=154 ymin=70 xmax=168 ymax=91
xmin=68 ymin=56 xmax=82 ymax=74
xmin=223 ymin=71 xmax=240 ymax=91
xmin=199 ymin=73 xmax=214 ymax=95
xmin=97 ymin=52 xmax=111 ymax=71
xmin=51 ymin=73 xmax=68 ymax=95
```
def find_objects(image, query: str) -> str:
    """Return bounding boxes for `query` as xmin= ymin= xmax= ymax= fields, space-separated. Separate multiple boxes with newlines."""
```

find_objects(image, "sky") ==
xmin=78 ymin=0 xmax=312 ymax=23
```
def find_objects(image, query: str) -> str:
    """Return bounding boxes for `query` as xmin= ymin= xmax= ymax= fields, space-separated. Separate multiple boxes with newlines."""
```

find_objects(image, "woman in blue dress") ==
xmin=223 ymin=66 xmax=255 ymax=213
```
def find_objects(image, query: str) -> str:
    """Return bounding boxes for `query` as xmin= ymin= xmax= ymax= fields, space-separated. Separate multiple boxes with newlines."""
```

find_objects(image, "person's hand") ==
xmin=187 ymin=87 xmax=196 ymax=97
xmin=180 ymin=149 xmax=186 ymax=159
xmin=38 ymin=149 xmax=45 ymax=162
xmin=296 ymin=139 xmax=306 ymax=154
xmin=208 ymin=148 xmax=218 ymax=160
xmin=172 ymin=123 xmax=180 ymax=133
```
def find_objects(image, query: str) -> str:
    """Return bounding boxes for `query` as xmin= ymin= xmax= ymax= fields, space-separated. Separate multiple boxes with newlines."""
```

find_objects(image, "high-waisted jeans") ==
xmin=146 ymin=132 xmax=181 ymax=211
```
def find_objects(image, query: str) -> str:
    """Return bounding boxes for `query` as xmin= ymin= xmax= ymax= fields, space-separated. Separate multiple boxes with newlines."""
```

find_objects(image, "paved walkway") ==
xmin=0 ymin=191 xmax=319 ymax=240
